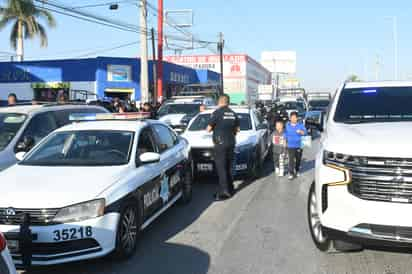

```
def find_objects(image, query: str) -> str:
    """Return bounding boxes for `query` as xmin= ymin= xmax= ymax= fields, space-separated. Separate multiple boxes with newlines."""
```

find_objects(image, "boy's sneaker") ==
xmin=296 ymin=172 xmax=301 ymax=177
xmin=288 ymin=175 xmax=294 ymax=180
xmin=275 ymin=168 xmax=279 ymax=175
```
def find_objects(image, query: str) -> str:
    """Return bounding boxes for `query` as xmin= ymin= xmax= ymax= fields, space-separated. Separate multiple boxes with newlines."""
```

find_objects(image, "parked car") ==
xmin=0 ymin=104 xmax=108 ymax=172
xmin=0 ymin=113 xmax=192 ymax=266
xmin=308 ymin=81 xmax=412 ymax=252
xmin=182 ymin=107 xmax=271 ymax=179
xmin=157 ymin=102 xmax=202 ymax=133
xmin=0 ymin=232 xmax=17 ymax=274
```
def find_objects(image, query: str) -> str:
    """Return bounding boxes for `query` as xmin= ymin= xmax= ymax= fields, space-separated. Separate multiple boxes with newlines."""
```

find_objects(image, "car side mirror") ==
xmin=15 ymin=151 xmax=26 ymax=161
xmin=15 ymin=136 xmax=35 ymax=153
xmin=139 ymin=152 xmax=161 ymax=165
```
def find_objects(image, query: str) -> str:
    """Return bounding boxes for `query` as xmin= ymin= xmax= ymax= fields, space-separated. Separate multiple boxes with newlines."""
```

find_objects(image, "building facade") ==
xmin=0 ymin=57 xmax=219 ymax=103
xmin=165 ymin=54 xmax=271 ymax=104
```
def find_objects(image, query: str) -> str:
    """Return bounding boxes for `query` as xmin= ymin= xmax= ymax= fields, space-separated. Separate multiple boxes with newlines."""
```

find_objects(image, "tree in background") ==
xmin=346 ymin=74 xmax=361 ymax=82
xmin=0 ymin=0 xmax=56 ymax=61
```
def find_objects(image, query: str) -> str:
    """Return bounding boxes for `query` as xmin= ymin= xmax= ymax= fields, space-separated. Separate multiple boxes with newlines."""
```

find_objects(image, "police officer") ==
xmin=207 ymin=94 xmax=240 ymax=201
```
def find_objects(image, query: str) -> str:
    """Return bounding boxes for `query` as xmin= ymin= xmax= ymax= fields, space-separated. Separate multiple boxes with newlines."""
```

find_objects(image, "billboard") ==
xmin=261 ymin=51 xmax=297 ymax=74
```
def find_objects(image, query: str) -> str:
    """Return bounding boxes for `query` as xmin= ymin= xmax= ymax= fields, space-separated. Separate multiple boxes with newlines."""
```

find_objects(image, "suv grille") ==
xmin=347 ymin=157 xmax=412 ymax=203
xmin=0 ymin=208 xmax=59 ymax=226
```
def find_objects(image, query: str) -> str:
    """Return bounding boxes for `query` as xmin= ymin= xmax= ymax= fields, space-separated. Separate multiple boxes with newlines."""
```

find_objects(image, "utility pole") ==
xmin=375 ymin=54 xmax=381 ymax=81
xmin=140 ymin=0 xmax=149 ymax=103
xmin=151 ymin=28 xmax=157 ymax=105
xmin=393 ymin=16 xmax=399 ymax=80
xmin=157 ymin=0 xmax=164 ymax=103
xmin=217 ymin=32 xmax=225 ymax=96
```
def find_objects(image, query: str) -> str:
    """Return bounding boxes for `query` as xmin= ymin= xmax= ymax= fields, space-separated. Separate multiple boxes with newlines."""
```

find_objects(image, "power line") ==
xmin=75 ymin=41 xmax=139 ymax=57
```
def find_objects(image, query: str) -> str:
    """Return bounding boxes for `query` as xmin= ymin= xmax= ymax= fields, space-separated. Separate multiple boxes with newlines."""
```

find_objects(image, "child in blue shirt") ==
xmin=285 ymin=112 xmax=307 ymax=179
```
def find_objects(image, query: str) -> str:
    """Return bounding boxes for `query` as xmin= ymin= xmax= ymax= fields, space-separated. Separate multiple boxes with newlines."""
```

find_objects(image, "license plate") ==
xmin=197 ymin=163 xmax=213 ymax=171
xmin=7 ymin=240 xmax=19 ymax=253
xmin=53 ymin=226 xmax=93 ymax=242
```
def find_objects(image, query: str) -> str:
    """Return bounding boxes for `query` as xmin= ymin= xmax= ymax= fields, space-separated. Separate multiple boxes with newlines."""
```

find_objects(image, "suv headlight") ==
xmin=322 ymin=150 xmax=352 ymax=186
xmin=53 ymin=199 xmax=105 ymax=223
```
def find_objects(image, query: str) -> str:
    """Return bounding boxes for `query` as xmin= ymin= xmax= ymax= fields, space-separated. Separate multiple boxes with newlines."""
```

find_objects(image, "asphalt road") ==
xmin=22 ymin=140 xmax=412 ymax=274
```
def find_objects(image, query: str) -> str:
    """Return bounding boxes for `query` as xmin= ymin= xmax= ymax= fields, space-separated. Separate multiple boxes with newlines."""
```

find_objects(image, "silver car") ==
xmin=0 ymin=104 xmax=108 ymax=172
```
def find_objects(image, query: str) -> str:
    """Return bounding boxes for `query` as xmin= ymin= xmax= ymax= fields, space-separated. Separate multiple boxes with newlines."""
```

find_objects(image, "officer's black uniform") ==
xmin=208 ymin=106 xmax=240 ymax=198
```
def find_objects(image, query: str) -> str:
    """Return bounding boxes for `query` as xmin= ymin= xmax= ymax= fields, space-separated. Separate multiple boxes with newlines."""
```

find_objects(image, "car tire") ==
xmin=179 ymin=164 xmax=193 ymax=204
xmin=113 ymin=203 xmax=141 ymax=259
xmin=307 ymin=182 xmax=332 ymax=252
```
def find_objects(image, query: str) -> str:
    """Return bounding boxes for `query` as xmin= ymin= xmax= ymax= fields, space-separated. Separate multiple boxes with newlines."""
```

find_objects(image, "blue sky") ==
xmin=1 ymin=0 xmax=412 ymax=91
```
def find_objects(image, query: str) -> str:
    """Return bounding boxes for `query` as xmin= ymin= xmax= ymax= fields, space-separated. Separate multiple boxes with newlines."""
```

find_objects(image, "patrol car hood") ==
xmin=182 ymin=130 xmax=256 ymax=149
xmin=159 ymin=114 xmax=186 ymax=126
xmin=324 ymin=122 xmax=412 ymax=158
xmin=0 ymin=165 xmax=127 ymax=208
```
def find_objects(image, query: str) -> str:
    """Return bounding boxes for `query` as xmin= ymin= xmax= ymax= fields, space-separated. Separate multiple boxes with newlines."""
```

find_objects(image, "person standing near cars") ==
xmin=285 ymin=111 xmax=307 ymax=180
xmin=207 ymin=94 xmax=240 ymax=201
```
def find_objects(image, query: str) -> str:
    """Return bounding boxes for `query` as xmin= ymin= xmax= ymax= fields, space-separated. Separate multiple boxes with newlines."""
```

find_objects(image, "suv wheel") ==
xmin=307 ymin=183 xmax=332 ymax=251
xmin=114 ymin=204 xmax=140 ymax=259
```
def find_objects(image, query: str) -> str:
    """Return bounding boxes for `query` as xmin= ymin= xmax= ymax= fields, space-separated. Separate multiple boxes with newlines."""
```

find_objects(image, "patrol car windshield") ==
xmin=21 ymin=130 xmax=134 ymax=166
xmin=189 ymin=113 xmax=252 ymax=131
xmin=0 ymin=113 xmax=27 ymax=151
xmin=334 ymin=87 xmax=412 ymax=123
xmin=157 ymin=103 xmax=200 ymax=117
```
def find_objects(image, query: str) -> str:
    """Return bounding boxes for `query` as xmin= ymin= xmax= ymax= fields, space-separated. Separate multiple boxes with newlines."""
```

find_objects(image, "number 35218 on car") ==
xmin=0 ymin=113 xmax=193 ymax=266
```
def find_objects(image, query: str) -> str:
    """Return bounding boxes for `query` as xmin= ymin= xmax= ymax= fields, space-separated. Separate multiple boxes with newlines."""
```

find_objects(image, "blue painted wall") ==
xmin=0 ymin=57 xmax=220 ymax=101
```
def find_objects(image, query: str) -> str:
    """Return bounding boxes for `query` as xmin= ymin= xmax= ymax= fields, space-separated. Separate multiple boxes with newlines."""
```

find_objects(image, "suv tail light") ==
xmin=0 ymin=232 xmax=6 ymax=251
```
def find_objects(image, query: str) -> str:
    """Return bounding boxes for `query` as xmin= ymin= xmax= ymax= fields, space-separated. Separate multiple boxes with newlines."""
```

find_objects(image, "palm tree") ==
xmin=0 ymin=0 xmax=56 ymax=61
xmin=346 ymin=74 xmax=361 ymax=83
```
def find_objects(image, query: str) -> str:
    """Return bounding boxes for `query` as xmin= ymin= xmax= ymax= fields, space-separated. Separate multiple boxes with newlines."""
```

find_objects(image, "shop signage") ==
xmin=0 ymin=69 xmax=31 ymax=82
xmin=31 ymin=82 xmax=70 ymax=89
xmin=108 ymin=65 xmax=132 ymax=82
xmin=170 ymin=72 xmax=190 ymax=83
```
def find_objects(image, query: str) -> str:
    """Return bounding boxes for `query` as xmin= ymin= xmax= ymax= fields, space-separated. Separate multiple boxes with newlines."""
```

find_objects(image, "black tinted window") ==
xmin=334 ymin=87 xmax=412 ymax=123
xmin=21 ymin=112 xmax=58 ymax=144
xmin=153 ymin=125 xmax=175 ymax=152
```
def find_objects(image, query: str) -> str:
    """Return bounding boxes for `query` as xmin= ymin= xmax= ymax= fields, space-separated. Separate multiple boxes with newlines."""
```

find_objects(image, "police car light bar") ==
xmin=69 ymin=112 xmax=151 ymax=122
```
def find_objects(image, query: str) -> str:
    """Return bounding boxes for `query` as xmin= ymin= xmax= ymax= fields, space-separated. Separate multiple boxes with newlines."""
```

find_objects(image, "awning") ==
xmin=31 ymin=82 xmax=70 ymax=89
xmin=104 ymin=88 xmax=134 ymax=94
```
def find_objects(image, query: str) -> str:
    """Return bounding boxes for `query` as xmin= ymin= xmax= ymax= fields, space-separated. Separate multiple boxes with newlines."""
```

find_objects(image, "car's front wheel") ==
xmin=114 ymin=204 xmax=141 ymax=259
xmin=307 ymin=182 xmax=332 ymax=251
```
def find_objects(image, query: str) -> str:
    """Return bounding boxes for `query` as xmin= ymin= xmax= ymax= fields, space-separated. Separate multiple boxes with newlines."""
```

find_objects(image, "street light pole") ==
xmin=157 ymin=0 xmax=164 ymax=103
xmin=218 ymin=32 xmax=225 ymax=96
xmin=385 ymin=16 xmax=399 ymax=80
xmin=140 ymin=0 xmax=149 ymax=103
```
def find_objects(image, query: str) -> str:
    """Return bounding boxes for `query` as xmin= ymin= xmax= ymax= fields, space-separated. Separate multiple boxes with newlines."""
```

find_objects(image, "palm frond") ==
xmin=37 ymin=23 xmax=48 ymax=47
xmin=35 ymin=9 xmax=56 ymax=27
xmin=9 ymin=20 xmax=19 ymax=50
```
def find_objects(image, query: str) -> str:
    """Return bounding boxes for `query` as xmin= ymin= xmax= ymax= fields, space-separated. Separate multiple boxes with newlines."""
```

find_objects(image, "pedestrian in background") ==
xmin=207 ymin=94 xmax=240 ymax=201
xmin=7 ymin=93 xmax=17 ymax=106
xmin=199 ymin=104 xmax=207 ymax=113
xmin=285 ymin=112 xmax=307 ymax=180
xmin=272 ymin=120 xmax=287 ymax=176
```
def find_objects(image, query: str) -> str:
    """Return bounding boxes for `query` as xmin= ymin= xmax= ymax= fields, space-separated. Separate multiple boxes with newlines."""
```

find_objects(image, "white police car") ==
xmin=182 ymin=107 xmax=271 ymax=178
xmin=0 ymin=113 xmax=192 ymax=266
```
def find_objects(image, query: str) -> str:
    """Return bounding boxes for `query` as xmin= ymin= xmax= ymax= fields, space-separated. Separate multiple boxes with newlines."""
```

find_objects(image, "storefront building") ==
xmin=165 ymin=54 xmax=271 ymax=104
xmin=0 ymin=57 xmax=219 ymax=104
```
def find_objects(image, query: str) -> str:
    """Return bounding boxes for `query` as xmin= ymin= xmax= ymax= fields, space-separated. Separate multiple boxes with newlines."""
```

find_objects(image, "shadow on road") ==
xmin=22 ymin=182 xmax=217 ymax=274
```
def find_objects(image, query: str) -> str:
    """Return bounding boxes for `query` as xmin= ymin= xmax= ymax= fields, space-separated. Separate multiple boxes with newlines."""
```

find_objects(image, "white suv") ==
xmin=308 ymin=81 xmax=412 ymax=252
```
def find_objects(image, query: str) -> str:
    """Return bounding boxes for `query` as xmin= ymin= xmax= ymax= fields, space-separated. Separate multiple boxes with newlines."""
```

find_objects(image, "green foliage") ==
xmin=0 ymin=0 xmax=56 ymax=49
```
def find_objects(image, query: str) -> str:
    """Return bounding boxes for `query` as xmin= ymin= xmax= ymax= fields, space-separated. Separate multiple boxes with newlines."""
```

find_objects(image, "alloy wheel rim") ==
xmin=120 ymin=208 xmax=138 ymax=252
xmin=309 ymin=190 xmax=325 ymax=243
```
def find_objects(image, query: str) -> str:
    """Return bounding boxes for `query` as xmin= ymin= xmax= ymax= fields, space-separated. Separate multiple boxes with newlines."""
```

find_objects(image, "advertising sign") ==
xmin=107 ymin=65 xmax=132 ymax=82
